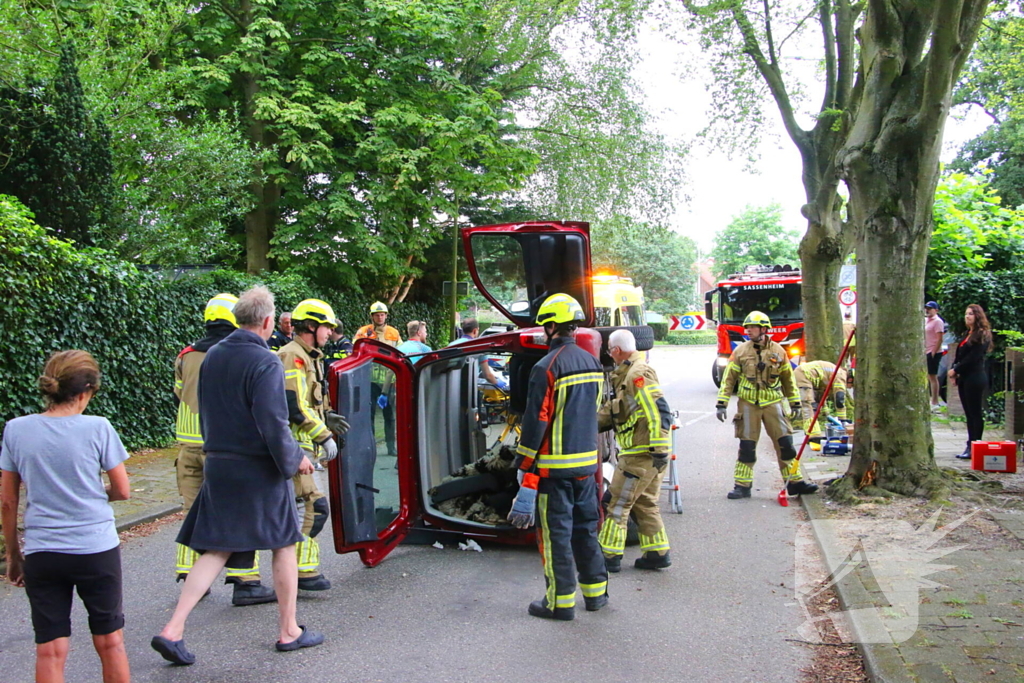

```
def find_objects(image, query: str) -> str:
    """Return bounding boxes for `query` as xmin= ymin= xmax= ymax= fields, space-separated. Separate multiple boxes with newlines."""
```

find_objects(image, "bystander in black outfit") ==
xmin=949 ymin=304 xmax=993 ymax=459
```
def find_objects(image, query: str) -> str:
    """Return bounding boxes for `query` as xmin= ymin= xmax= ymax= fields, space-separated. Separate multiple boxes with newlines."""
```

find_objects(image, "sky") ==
xmin=632 ymin=15 xmax=992 ymax=254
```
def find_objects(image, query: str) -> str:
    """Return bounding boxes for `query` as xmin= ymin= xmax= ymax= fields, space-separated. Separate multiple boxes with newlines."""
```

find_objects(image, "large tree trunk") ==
xmin=799 ymin=200 xmax=845 ymax=363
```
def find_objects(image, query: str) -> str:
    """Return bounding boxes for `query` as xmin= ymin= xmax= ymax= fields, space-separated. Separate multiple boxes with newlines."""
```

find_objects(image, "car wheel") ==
xmin=712 ymin=360 xmax=723 ymax=388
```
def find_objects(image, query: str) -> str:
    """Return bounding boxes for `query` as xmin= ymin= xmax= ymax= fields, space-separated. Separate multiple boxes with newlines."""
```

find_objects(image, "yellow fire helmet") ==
xmin=292 ymin=299 xmax=338 ymax=328
xmin=204 ymin=293 xmax=238 ymax=327
xmin=369 ymin=301 xmax=389 ymax=315
xmin=536 ymin=293 xmax=586 ymax=326
xmin=743 ymin=311 xmax=772 ymax=328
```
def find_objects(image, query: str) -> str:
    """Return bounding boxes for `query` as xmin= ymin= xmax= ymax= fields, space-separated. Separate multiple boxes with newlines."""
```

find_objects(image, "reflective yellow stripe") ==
xmin=285 ymin=368 xmax=328 ymax=445
xmin=536 ymin=451 xmax=598 ymax=469
xmin=539 ymin=493 xmax=556 ymax=609
xmin=226 ymin=552 xmax=261 ymax=579
xmin=580 ymin=581 xmax=607 ymax=598
xmin=555 ymin=594 xmax=576 ymax=608
xmin=782 ymin=459 xmax=802 ymax=482
xmin=516 ymin=444 xmax=538 ymax=458
xmin=734 ymin=462 xmax=754 ymax=484
xmin=175 ymin=403 xmax=202 ymax=444
xmin=176 ymin=543 xmax=199 ymax=574
xmin=296 ymin=536 xmax=320 ymax=573
xmin=553 ymin=372 xmax=603 ymax=390
xmin=598 ymin=518 xmax=627 ymax=555
xmin=639 ymin=529 xmax=670 ymax=552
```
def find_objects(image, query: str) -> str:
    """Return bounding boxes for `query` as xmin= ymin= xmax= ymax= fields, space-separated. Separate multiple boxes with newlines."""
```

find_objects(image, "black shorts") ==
xmin=926 ymin=352 xmax=942 ymax=375
xmin=24 ymin=546 xmax=124 ymax=644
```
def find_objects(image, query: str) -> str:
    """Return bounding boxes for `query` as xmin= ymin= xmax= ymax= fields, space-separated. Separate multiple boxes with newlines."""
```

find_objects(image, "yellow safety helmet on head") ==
xmin=292 ymin=299 xmax=338 ymax=328
xmin=743 ymin=311 xmax=772 ymax=328
xmin=204 ymin=293 xmax=238 ymax=327
xmin=369 ymin=301 xmax=389 ymax=315
xmin=536 ymin=293 xmax=586 ymax=326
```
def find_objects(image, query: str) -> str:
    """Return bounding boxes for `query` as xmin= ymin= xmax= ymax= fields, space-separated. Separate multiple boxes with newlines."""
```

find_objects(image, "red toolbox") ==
xmin=970 ymin=441 xmax=1018 ymax=473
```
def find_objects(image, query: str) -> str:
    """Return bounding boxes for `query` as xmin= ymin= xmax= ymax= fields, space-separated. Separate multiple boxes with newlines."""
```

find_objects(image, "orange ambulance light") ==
xmin=788 ymin=340 xmax=803 ymax=357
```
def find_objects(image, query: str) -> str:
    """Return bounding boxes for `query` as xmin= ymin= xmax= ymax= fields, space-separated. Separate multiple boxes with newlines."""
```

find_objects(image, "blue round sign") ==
xmin=680 ymin=316 xmax=696 ymax=330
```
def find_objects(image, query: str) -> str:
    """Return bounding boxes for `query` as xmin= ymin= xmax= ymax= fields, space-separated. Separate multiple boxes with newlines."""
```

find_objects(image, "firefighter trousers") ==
xmin=598 ymin=453 xmax=669 ymax=557
xmin=731 ymin=399 xmax=800 ymax=487
xmin=174 ymin=444 xmax=260 ymax=581
xmin=294 ymin=471 xmax=327 ymax=579
xmin=536 ymin=476 xmax=608 ymax=610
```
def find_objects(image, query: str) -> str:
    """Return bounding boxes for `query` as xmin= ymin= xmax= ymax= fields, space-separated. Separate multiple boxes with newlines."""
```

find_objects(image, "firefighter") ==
xmin=792 ymin=360 xmax=848 ymax=435
xmin=597 ymin=329 xmax=673 ymax=572
xmin=509 ymin=293 xmax=608 ymax=621
xmin=354 ymin=302 xmax=401 ymax=456
xmin=173 ymin=293 xmax=276 ymax=605
xmin=278 ymin=299 xmax=350 ymax=591
xmin=715 ymin=311 xmax=818 ymax=499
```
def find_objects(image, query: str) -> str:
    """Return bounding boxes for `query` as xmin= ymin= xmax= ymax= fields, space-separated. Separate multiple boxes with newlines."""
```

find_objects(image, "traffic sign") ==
xmin=669 ymin=314 xmax=706 ymax=331
xmin=838 ymin=287 xmax=857 ymax=306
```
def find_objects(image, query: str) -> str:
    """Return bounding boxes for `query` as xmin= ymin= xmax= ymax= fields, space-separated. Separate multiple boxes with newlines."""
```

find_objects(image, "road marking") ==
xmin=683 ymin=411 xmax=716 ymax=427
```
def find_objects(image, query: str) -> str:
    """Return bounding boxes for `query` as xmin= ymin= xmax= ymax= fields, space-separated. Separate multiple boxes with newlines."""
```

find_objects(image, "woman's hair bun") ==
xmin=38 ymin=375 xmax=60 ymax=395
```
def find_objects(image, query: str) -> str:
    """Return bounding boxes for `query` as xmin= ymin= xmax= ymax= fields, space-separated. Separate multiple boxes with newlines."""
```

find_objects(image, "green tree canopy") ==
xmin=952 ymin=4 xmax=1024 ymax=208
xmin=928 ymin=171 xmax=1024 ymax=294
xmin=591 ymin=218 xmax=699 ymax=313
xmin=709 ymin=204 xmax=800 ymax=280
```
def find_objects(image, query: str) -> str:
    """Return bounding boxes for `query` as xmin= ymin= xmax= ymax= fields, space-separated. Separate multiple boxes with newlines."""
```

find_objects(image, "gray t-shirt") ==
xmin=0 ymin=414 xmax=129 ymax=555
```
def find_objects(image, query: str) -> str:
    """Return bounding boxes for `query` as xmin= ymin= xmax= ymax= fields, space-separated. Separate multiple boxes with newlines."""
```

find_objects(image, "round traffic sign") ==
xmin=838 ymin=287 xmax=857 ymax=306
xmin=680 ymin=316 xmax=696 ymax=330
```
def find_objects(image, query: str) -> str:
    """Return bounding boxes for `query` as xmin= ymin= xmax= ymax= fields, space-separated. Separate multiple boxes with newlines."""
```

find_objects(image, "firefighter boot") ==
xmin=584 ymin=593 xmax=609 ymax=612
xmin=727 ymin=484 xmax=752 ymax=499
xmin=604 ymin=554 xmax=622 ymax=573
xmin=634 ymin=551 xmax=672 ymax=570
xmin=298 ymin=574 xmax=332 ymax=591
xmin=528 ymin=599 xmax=575 ymax=621
xmin=232 ymin=581 xmax=277 ymax=606
xmin=787 ymin=480 xmax=819 ymax=496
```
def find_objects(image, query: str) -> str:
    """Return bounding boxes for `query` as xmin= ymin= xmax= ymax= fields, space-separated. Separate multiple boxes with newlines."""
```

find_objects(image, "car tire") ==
xmin=596 ymin=325 xmax=655 ymax=366
xmin=712 ymin=360 xmax=723 ymax=388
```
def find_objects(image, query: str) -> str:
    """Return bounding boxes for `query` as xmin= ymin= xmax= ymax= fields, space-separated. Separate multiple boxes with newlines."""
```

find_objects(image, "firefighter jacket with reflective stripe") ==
xmin=795 ymin=360 xmax=848 ymax=419
xmin=174 ymin=349 xmax=205 ymax=445
xmin=277 ymin=337 xmax=329 ymax=453
xmin=354 ymin=324 xmax=401 ymax=347
xmin=598 ymin=352 xmax=672 ymax=455
xmin=717 ymin=339 xmax=797 ymax=407
xmin=323 ymin=337 xmax=353 ymax=362
xmin=515 ymin=336 xmax=603 ymax=478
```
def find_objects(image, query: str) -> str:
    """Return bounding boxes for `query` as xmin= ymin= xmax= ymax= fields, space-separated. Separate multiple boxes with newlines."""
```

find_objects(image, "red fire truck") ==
xmin=704 ymin=265 xmax=805 ymax=387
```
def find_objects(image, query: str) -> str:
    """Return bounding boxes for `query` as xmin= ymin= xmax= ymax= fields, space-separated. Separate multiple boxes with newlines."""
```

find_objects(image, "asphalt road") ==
xmin=0 ymin=345 xmax=812 ymax=682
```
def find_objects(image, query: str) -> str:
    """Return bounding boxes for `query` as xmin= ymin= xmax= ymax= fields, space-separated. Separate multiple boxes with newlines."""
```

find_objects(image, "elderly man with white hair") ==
xmin=596 ymin=329 xmax=674 ymax=572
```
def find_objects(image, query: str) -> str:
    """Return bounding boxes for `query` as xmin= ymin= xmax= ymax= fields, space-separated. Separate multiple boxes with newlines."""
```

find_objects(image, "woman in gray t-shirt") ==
xmin=1 ymin=350 xmax=131 ymax=682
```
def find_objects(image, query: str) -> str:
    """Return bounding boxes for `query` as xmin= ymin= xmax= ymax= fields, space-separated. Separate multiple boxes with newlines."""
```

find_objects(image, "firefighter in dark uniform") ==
xmin=597 ymin=328 xmax=673 ymax=572
xmin=173 ymin=293 xmax=276 ymax=605
xmin=716 ymin=311 xmax=818 ymax=499
xmin=510 ymin=293 xmax=608 ymax=621
xmin=277 ymin=299 xmax=349 ymax=591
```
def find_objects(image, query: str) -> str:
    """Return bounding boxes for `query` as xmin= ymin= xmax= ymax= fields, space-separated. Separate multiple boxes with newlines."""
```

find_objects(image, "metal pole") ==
xmin=449 ymin=198 xmax=459 ymax=344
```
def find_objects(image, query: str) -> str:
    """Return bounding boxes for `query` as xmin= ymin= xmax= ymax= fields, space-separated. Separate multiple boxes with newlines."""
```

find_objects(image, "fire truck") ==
xmin=704 ymin=265 xmax=804 ymax=387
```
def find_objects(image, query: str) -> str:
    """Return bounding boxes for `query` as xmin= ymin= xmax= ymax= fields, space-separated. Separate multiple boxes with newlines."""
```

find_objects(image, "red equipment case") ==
xmin=970 ymin=441 xmax=1018 ymax=473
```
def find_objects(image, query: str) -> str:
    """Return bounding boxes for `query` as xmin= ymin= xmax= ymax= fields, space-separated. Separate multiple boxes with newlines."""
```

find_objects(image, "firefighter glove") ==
xmin=325 ymin=411 xmax=349 ymax=435
xmin=317 ymin=436 xmax=338 ymax=463
xmin=716 ymin=402 xmax=727 ymax=423
xmin=651 ymin=452 xmax=668 ymax=471
xmin=508 ymin=472 xmax=540 ymax=529
xmin=834 ymin=390 xmax=846 ymax=409
xmin=377 ymin=393 xmax=388 ymax=409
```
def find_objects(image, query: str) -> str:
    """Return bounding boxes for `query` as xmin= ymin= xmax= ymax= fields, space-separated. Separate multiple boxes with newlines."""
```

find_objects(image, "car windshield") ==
xmin=720 ymin=282 xmax=801 ymax=325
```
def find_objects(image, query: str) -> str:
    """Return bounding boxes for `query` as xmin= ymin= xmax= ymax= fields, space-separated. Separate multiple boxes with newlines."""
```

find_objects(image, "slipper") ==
xmin=276 ymin=625 xmax=324 ymax=652
xmin=151 ymin=635 xmax=196 ymax=665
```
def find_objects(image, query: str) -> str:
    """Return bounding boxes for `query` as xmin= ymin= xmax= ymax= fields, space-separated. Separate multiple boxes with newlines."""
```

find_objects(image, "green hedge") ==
xmin=0 ymin=196 xmax=448 ymax=449
xmin=939 ymin=270 xmax=1024 ymax=342
xmin=649 ymin=322 xmax=669 ymax=341
xmin=665 ymin=330 xmax=717 ymax=345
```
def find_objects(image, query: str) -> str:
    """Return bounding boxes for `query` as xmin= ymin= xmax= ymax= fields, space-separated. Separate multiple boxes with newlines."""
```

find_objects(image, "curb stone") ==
xmin=801 ymin=492 xmax=915 ymax=683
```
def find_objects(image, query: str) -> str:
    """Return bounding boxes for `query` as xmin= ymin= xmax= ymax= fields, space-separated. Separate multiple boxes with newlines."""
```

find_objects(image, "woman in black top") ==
xmin=949 ymin=304 xmax=993 ymax=458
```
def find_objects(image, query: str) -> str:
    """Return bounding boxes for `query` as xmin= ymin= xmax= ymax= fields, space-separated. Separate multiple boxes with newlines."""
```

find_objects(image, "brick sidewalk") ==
xmin=801 ymin=417 xmax=1024 ymax=683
